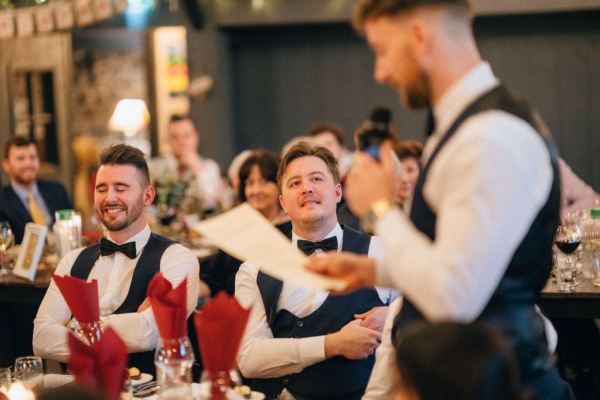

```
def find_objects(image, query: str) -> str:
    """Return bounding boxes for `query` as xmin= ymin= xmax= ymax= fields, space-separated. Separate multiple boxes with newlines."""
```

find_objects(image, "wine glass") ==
xmin=0 ymin=221 xmax=14 ymax=276
xmin=199 ymin=368 xmax=243 ymax=400
xmin=555 ymin=223 xmax=582 ymax=291
xmin=154 ymin=337 xmax=195 ymax=400
xmin=14 ymin=356 xmax=43 ymax=394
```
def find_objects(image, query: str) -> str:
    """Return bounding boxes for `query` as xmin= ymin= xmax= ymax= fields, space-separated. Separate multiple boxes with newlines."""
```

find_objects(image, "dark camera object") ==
xmin=357 ymin=107 xmax=392 ymax=161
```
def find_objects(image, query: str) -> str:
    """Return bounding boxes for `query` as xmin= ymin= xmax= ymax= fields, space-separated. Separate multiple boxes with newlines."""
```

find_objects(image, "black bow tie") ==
xmin=100 ymin=238 xmax=137 ymax=259
xmin=297 ymin=236 xmax=338 ymax=256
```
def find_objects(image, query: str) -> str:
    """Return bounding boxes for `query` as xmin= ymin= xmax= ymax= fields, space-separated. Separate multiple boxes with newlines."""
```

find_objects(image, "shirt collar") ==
xmin=11 ymin=181 xmax=40 ymax=203
xmin=106 ymin=224 xmax=151 ymax=257
xmin=292 ymin=223 xmax=343 ymax=252
xmin=431 ymin=62 xmax=500 ymax=144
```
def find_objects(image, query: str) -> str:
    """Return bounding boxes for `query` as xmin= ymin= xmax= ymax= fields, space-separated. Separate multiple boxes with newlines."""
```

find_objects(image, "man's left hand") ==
xmin=345 ymin=140 xmax=398 ymax=218
xmin=354 ymin=306 xmax=389 ymax=333
xmin=137 ymin=297 xmax=151 ymax=312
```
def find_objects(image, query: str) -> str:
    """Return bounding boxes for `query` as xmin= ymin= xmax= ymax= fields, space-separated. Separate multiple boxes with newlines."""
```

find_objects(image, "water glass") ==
xmin=199 ymin=369 xmax=242 ymax=400
xmin=0 ymin=221 xmax=14 ymax=276
xmin=154 ymin=337 xmax=194 ymax=400
xmin=0 ymin=367 xmax=11 ymax=392
xmin=70 ymin=319 xmax=104 ymax=345
xmin=555 ymin=255 xmax=577 ymax=292
xmin=592 ymin=250 xmax=600 ymax=287
xmin=14 ymin=356 xmax=43 ymax=394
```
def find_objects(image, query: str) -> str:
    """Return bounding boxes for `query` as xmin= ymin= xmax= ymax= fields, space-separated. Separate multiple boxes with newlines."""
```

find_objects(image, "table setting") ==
xmin=8 ymin=272 xmax=258 ymax=400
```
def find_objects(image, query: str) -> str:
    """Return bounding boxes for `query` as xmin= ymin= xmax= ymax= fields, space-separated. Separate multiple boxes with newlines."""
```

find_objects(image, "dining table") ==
xmin=538 ymin=278 xmax=600 ymax=400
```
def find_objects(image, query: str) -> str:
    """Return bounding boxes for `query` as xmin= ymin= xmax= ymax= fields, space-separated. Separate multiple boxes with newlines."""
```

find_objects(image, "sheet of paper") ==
xmin=191 ymin=203 xmax=346 ymax=291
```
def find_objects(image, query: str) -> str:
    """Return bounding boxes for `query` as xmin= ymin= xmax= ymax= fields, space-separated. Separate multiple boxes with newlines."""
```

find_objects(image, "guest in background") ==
xmin=393 ymin=140 xmax=423 ymax=212
xmin=308 ymin=123 xmax=352 ymax=179
xmin=0 ymin=136 xmax=72 ymax=244
xmin=201 ymin=150 xmax=291 ymax=297
xmin=392 ymin=322 xmax=530 ymax=400
xmin=33 ymin=144 xmax=199 ymax=374
xmin=558 ymin=157 xmax=600 ymax=220
xmin=149 ymin=115 xmax=222 ymax=213
xmin=221 ymin=149 xmax=253 ymax=210
xmin=236 ymin=142 xmax=397 ymax=400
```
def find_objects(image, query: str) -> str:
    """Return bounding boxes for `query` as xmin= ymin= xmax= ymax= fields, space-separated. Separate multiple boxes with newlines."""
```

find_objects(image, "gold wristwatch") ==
xmin=361 ymin=198 xmax=394 ymax=234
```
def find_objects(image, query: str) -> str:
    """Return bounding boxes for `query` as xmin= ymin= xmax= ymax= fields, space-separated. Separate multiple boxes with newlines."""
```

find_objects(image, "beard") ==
xmin=12 ymin=169 xmax=38 ymax=186
xmin=96 ymin=200 xmax=144 ymax=232
xmin=401 ymin=66 xmax=431 ymax=110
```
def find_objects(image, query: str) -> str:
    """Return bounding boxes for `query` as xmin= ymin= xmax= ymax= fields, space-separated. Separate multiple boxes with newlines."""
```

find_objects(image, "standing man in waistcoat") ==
xmin=235 ymin=142 xmax=397 ymax=400
xmin=308 ymin=1 xmax=573 ymax=398
xmin=33 ymin=144 xmax=200 ymax=373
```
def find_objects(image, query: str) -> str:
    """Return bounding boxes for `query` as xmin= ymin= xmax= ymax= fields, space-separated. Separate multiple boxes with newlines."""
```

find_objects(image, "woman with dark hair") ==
xmin=238 ymin=150 xmax=290 ymax=227
xmin=393 ymin=322 xmax=531 ymax=400
xmin=200 ymin=150 xmax=290 ymax=297
xmin=393 ymin=140 xmax=424 ymax=211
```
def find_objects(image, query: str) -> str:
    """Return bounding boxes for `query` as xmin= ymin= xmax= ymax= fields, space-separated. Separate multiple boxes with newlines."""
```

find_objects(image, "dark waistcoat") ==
xmin=71 ymin=233 xmax=174 ymax=375
xmin=251 ymin=226 xmax=384 ymax=400
xmin=393 ymin=85 xmax=573 ymax=399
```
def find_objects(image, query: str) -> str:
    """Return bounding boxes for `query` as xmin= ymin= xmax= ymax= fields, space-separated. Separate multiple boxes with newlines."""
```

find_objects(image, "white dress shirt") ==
xmin=33 ymin=225 xmax=200 ymax=362
xmin=149 ymin=155 xmax=222 ymax=211
xmin=362 ymin=298 xmax=403 ymax=400
xmin=365 ymin=62 xmax=556 ymax=397
xmin=235 ymin=223 xmax=398 ymax=379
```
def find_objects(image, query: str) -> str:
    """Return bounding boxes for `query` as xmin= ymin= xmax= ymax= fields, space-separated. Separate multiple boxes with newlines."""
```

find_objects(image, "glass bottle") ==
xmin=582 ymin=208 xmax=600 ymax=286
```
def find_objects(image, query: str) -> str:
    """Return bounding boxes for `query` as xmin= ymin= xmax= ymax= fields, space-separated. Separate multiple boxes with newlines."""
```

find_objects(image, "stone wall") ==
xmin=71 ymin=48 xmax=148 ymax=138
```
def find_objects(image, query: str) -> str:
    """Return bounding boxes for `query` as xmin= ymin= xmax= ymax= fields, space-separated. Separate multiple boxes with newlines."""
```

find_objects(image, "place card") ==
xmin=13 ymin=223 xmax=48 ymax=281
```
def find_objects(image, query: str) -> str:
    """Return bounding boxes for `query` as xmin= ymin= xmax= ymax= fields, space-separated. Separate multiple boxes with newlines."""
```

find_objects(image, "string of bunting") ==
xmin=0 ymin=0 xmax=129 ymax=39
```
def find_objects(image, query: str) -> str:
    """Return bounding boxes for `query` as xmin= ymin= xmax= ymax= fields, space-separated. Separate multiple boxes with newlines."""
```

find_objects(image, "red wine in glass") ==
xmin=555 ymin=240 xmax=581 ymax=255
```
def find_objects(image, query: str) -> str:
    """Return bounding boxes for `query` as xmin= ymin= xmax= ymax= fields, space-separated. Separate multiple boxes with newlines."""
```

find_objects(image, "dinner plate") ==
xmin=196 ymin=383 xmax=265 ymax=400
xmin=131 ymin=373 xmax=153 ymax=387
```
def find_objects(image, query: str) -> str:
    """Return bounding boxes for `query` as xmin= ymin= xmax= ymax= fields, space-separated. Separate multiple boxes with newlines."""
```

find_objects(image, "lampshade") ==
xmin=108 ymin=99 xmax=150 ymax=137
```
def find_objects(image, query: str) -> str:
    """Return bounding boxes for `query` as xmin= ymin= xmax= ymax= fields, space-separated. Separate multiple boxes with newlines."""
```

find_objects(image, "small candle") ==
xmin=7 ymin=382 xmax=35 ymax=400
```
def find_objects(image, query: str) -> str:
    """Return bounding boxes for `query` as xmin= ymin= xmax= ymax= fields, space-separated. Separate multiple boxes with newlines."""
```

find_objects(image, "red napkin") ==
xmin=194 ymin=292 xmax=251 ymax=374
xmin=147 ymin=273 xmax=188 ymax=340
xmin=53 ymin=274 xmax=100 ymax=323
xmin=68 ymin=326 xmax=128 ymax=400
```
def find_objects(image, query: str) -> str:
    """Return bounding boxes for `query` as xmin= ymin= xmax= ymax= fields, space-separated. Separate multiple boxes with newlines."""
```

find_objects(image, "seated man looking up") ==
xmin=0 ymin=136 xmax=72 ymax=244
xmin=33 ymin=144 xmax=200 ymax=373
xmin=236 ymin=142 xmax=398 ymax=400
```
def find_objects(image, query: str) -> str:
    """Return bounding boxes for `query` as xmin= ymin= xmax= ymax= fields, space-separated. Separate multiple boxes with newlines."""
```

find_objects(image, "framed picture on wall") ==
xmin=148 ymin=26 xmax=190 ymax=157
xmin=13 ymin=223 xmax=48 ymax=281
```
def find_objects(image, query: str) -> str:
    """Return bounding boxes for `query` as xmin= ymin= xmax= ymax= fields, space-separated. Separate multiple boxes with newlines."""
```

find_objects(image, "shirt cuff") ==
xmin=373 ymin=208 xmax=404 ymax=288
xmin=299 ymin=335 xmax=326 ymax=365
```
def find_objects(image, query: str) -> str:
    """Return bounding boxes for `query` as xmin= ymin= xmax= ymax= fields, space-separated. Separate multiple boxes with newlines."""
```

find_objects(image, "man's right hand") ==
xmin=324 ymin=319 xmax=381 ymax=360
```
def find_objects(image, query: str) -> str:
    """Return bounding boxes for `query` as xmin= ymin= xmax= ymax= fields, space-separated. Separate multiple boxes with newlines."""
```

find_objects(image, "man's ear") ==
xmin=335 ymin=182 xmax=343 ymax=203
xmin=279 ymin=194 xmax=287 ymax=214
xmin=2 ymin=159 xmax=9 ymax=174
xmin=144 ymin=185 xmax=156 ymax=207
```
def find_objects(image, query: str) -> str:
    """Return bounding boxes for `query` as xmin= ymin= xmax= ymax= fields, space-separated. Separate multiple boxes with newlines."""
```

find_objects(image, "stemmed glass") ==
xmin=154 ymin=337 xmax=195 ymax=400
xmin=0 ymin=221 xmax=14 ymax=276
xmin=14 ymin=356 xmax=43 ymax=394
xmin=555 ymin=222 xmax=582 ymax=291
